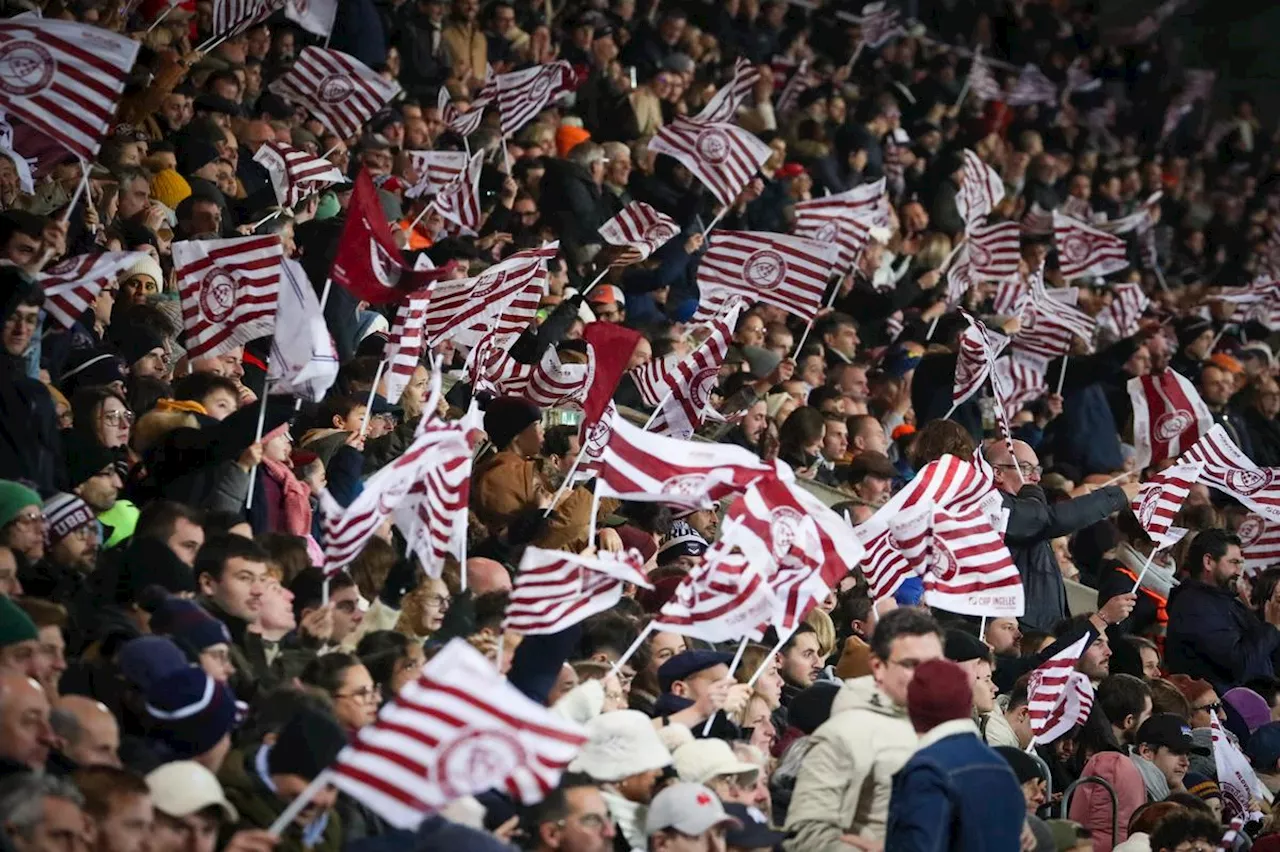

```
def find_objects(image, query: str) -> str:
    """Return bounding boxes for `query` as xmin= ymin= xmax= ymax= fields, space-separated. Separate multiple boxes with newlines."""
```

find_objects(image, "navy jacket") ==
xmin=1165 ymin=577 xmax=1280 ymax=693
xmin=885 ymin=720 xmax=1026 ymax=852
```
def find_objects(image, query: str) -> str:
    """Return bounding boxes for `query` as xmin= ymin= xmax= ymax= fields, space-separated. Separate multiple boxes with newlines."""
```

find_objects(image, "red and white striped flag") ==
xmin=38 ymin=251 xmax=145 ymax=329
xmin=1128 ymin=370 xmax=1215 ymax=469
xmin=795 ymin=178 xmax=886 ymax=217
xmin=382 ymin=291 xmax=430 ymax=404
xmin=0 ymin=19 xmax=141 ymax=163
xmin=1007 ymin=64 xmax=1058 ymax=106
xmin=857 ymin=2 xmax=901 ymax=48
xmin=1011 ymin=274 xmax=1096 ymax=365
xmin=956 ymin=150 xmax=1006 ymax=229
xmin=693 ymin=58 xmax=760 ymax=124
xmin=574 ymin=401 xmax=617 ymax=483
xmin=598 ymin=202 xmax=680 ymax=262
xmin=627 ymin=355 xmax=675 ymax=409
xmin=774 ymin=60 xmax=811 ymax=117
xmin=1238 ymin=513 xmax=1280 ymax=575
xmin=793 ymin=203 xmax=871 ymax=272
xmin=1021 ymin=204 xmax=1054 ymax=236
xmin=967 ymin=219 xmax=1021 ymax=277
xmin=650 ymin=538 xmax=780 ymax=643
xmin=909 ymin=502 xmax=1023 ymax=617
xmin=695 ymin=231 xmax=839 ymax=322
xmin=173 ymin=236 xmax=282 ymax=361
xmin=524 ymin=347 xmax=592 ymax=409
xmin=254 ymin=140 xmax=345 ymax=208
xmin=1098 ymin=282 xmax=1150 ymax=339
xmin=1220 ymin=279 xmax=1280 ymax=329
xmin=405 ymin=151 xmax=469 ymax=199
xmin=1210 ymin=710 xmax=1271 ymax=823
xmin=967 ymin=53 xmax=1004 ymax=102
xmin=1028 ymin=634 xmax=1094 ymax=745
xmin=1131 ymin=459 xmax=1203 ymax=549
xmin=468 ymin=330 xmax=533 ymax=397
xmin=503 ymin=547 xmax=652 ymax=635
xmin=992 ymin=274 xmax=1028 ymax=316
xmin=649 ymin=118 xmax=771 ymax=206
xmin=994 ymin=356 xmax=1048 ymax=419
xmin=438 ymin=85 xmax=490 ymax=137
xmin=1184 ymin=424 xmax=1280 ymax=523
xmin=212 ymin=0 xmax=279 ymax=36
xmin=432 ymin=150 xmax=484 ymax=235
xmin=495 ymin=61 xmax=576 ymax=138
xmin=1053 ymin=211 xmax=1129 ymax=279
xmin=269 ymin=47 xmax=401 ymax=141
xmin=946 ymin=246 xmax=974 ymax=305
xmin=424 ymin=244 xmax=557 ymax=349
xmin=330 ymin=639 xmax=588 ymax=828
xmin=647 ymin=299 xmax=746 ymax=439
xmin=953 ymin=314 xmax=1009 ymax=410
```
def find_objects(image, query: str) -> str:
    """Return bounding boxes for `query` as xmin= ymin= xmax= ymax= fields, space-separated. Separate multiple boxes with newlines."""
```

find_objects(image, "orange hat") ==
xmin=1208 ymin=352 xmax=1243 ymax=374
xmin=556 ymin=124 xmax=591 ymax=158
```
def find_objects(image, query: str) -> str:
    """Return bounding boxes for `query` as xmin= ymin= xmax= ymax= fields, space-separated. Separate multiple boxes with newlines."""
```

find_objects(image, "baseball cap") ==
xmin=586 ymin=284 xmax=626 ymax=307
xmin=644 ymin=782 xmax=741 ymax=838
xmin=145 ymin=761 xmax=238 ymax=822
xmin=723 ymin=803 xmax=786 ymax=849
xmin=1136 ymin=713 xmax=1209 ymax=756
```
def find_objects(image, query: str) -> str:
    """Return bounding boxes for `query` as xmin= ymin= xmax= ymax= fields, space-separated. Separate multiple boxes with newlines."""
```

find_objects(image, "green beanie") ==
xmin=0 ymin=481 xmax=41 ymax=530
xmin=0 ymin=597 xmax=38 ymax=648
xmin=314 ymin=191 xmax=340 ymax=221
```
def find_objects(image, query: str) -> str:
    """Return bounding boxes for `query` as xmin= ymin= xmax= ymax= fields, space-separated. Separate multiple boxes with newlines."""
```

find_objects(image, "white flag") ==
xmin=1212 ymin=710 xmax=1270 ymax=821
xmin=267 ymin=257 xmax=339 ymax=402
xmin=285 ymin=0 xmax=338 ymax=36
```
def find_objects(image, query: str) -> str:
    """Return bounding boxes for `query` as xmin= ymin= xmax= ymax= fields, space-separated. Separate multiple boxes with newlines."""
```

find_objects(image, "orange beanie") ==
xmin=556 ymin=125 xmax=591 ymax=158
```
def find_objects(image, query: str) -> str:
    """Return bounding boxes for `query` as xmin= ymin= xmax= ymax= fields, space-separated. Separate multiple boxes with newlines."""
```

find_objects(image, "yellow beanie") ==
xmin=150 ymin=169 xmax=191 ymax=210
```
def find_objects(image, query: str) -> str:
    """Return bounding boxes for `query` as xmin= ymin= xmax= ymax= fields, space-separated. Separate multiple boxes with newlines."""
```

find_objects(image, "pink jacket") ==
xmin=1067 ymin=751 xmax=1147 ymax=852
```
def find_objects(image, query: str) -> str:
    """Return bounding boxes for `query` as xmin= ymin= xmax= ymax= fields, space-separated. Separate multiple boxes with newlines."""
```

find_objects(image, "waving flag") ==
xmin=1011 ymin=272 xmax=1097 ymax=365
xmin=647 ymin=299 xmax=746 ymax=439
xmin=330 ymin=640 xmax=587 ymax=828
xmin=579 ymin=322 xmax=645 ymax=432
xmin=945 ymin=246 xmax=975 ymax=306
xmin=406 ymin=151 xmax=469 ymax=199
xmin=966 ymin=54 xmax=1004 ymax=102
xmin=503 ymin=548 xmax=652 ymax=635
xmin=598 ymin=202 xmax=680 ymax=261
xmin=1007 ymin=64 xmax=1058 ymax=106
xmin=793 ymin=202 xmax=871 ymax=272
xmin=693 ymin=58 xmax=760 ymax=124
xmin=695 ymin=231 xmax=839 ymax=322
xmin=857 ymin=2 xmax=901 ymax=48
xmin=953 ymin=314 xmax=1008 ymax=410
xmin=967 ymin=219 xmax=1021 ymax=277
xmin=269 ymin=48 xmax=401 ymax=141
xmin=254 ymin=140 xmax=345 ymax=208
xmin=1238 ymin=514 xmax=1280 ymax=575
xmin=1211 ymin=710 xmax=1272 ymax=821
xmin=628 ymin=355 xmax=675 ymax=408
xmin=650 ymin=540 xmax=780 ymax=643
xmin=1185 ymin=424 xmax=1280 ymax=523
xmin=1128 ymin=370 xmax=1215 ymax=468
xmin=994 ymin=356 xmax=1048 ymax=419
xmin=524 ymin=347 xmax=592 ymax=409
xmin=396 ymin=409 xmax=479 ymax=581
xmin=775 ymin=60 xmax=811 ymax=116
xmin=1131 ymin=459 xmax=1202 ymax=549
xmin=382 ymin=292 xmax=430 ymax=404
xmin=1099 ymin=282 xmax=1150 ymax=339
xmin=432 ymin=150 xmax=484 ymax=235
xmin=284 ymin=0 xmax=338 ymax=37
xmin=1053 ymin=212 xmax=1129 ymax=279
xmin=38 ymin=251 xmax=145 ymax=329
xmin=422 ymin=244 xmax=557 ymax=348
xmin=1220 ymin=279 xmax=1280 ymax=329
xmin=438 ymin=85 xmax=490 ymax=137
xmin=173 ymin=236 xmax=282 ymax=361
xmin=0 ymin=19 xmax=141 ymax=162
xmin=267 ymin=256 xmax=339 ymax=403
xmin=956 ymin=150 xmax=1006 ymax=228
xmin=495 ymin=61 xmax=576 ymax=138
xmin=1029 ymin=634 xmax=1094 ymax=744
xmin=649 ymin=118 xmax=771 ymax=206
xmin=905 ymin=503 xmax=1023 ymax=617
xmin=212 ymin=0 xmax=281 ymax=36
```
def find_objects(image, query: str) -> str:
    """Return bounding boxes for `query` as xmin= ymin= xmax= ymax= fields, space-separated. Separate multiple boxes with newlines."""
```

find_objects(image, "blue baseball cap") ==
xmin=658 ymin=650 xmax=734 ymax=693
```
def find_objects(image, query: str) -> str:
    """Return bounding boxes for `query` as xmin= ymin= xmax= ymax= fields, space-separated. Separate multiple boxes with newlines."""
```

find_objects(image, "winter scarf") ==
xmin=260 ymin=457 xmax=313 ymax=537
xmin=1128 ymin=751 xmax=1170 ymax=801
xmin=1116 ymin=543 xmax=1178 ymax=600
xmin=600 ymin=788 xmax=646 ymax=852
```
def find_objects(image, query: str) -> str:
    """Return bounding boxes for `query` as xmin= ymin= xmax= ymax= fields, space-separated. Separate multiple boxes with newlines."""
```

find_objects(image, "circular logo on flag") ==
xmin=45 ymin=257 xmax=77 ymax=277
xmin=930 ymin=534 xmax=959 ymax=581
xmin=0 ymin=41 xmax=55 ymax=97
xmin=583 ymin=417 xmax=612 ymax=457
xmin=198 ymin=270 xmax=238 ymax=324
xmin=644 ymin=221 xmax=677 ymax=247
xmin=369 ymin=241 xmax=403 ymax=288
xmin=529 ymin=71 xmax=553 ymax=101
xmin=768 ymin=505 xmax=813 ymax=562
xmin=471 ymin=268 xmax=508 ymax=299
xmin=970 ymin=242 xmax=993 ymax=270
xmin=694 ymin=127 xmax=732 ymax=164
xmin=661 ymin=474 xmax=709 ymax=499
xmin=1154 ymin=410 xmax=1194 ymax=442
xmin=1225 ymin=468 xmax=1274 ymax=496
xmin=688 ymin=366 xmax=720 ymax=412
xmin=318 ymin=74 xmax=355 ymax=104
xmin=1239 ymin=515 xmax=1264 ymax=548
xmin=743 ymin=249 xmax=787 ymax=291
xmin=816 ymin=222 xmax=839 ymax=243
xmin=1061 ymin=234 xmax=1089 ymax=265
xmin=375 ymin=474 xmax=414 ymax=514
xmin=435 ymin=727 xmax=527 ymax=799
xmin=1136 ymin=486 xmax=1161 ymax=530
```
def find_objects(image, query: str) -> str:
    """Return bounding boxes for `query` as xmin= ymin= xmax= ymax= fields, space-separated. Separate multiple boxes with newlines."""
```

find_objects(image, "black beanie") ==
xmin=66 ymin=443 xmax=123 ymax=489
xmin=995 ymin=746 xmax=1041 ymax=785
xmin=110 ymin=321 xmax=168 ymax=368
xmin=787 ymin=682 xmax=840 ymax=735
xmin=268 ymin=705 xmax=348 ymax=780
xmin=944 ymin=628 xmax=992 ymax=664
xmin=116 ymin=538 xmax=198 ymax=604
xmin=483 ymin=396 xmax=541 ymax=450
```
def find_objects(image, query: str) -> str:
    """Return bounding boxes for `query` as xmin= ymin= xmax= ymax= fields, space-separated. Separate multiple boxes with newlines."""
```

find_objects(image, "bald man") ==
xmin=52 ymin=695 xmax=121 ymax=769
xmin=466 ymin=558 xmax=512 ymax=595
xmin=984 ymin=439 xmax=1140 ymax=629
xmin=0 ymin=675 xmax=55 ymax=771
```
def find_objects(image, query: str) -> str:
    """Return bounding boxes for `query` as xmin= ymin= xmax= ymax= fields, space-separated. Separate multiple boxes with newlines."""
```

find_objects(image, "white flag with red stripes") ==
xmin=382 ymin=292 xmax=430 ymax=404
xmin=793 ymin=202 xmax=872 ymax=272
xmin=438 ymin=85 xmax=490 ymax=137
xmin=649 ymin=118 xmax=771 ymax=206
xmin=1184 ymin=424 xmax=1280 ymax=523
xmin=503 ymin=548 xmax=652 ymax=635
xmin=284 ymin=0 xmax=338 ymax=37
xmin=647 ymin=299 xmax=745 ymax=439
xmin=695 ymin=231 xmax=839 ymax=322
xmin=953 ymin=314 xmax=1008 ymax=410
xmin=269 ymin=47 xmax=401 ymax=141
xmin=693 ymin=57 xmax=760 ymax=124
xmin=1099 ymin=282 xmax=1150 ymax=339
xmin=1131 ymin=459 xmax=1202 ymax=550
xmin=967 ymin=54 xmax=1004 ymax=102
xmin=857 ymin=2 xmax=901 ymax=48
xmin=495 ymin=61 xmax=576 ymax=138
xmin=956 ymin=150 xmax=1005 ymax=229
xmin=1007 ymin=64 xmax=1058 ymax=106
xmin=994 ymin=356 xmax=1048 ymax=419
xmin=173 ymin=236 xmax=282 ymax=361
xmin=967 ymin=219 xmax=1021 ymax=277
xmin=650 ymin=539 xmax=780 ymax=643
xmin=0 ymin=19 xmax=141 ymax=163
xmin=405 ymin=151 xmax=469 ymax=199
xmin=1128 ymin=370 xmax=1215 ymax=469
xmin=1053 ymin=211 xmax=1129 ymax=279
xmin=1011 ymin=272 xmax=1097 ymax=365
xmin=212 ymin=0 xmax=282 ymax=36
xmin=1238 ymin=514 xmax=1280 ymax=575
xmin=598 ymin=202 xmax=680 ymax=261
xmin=254 ymin=140 xmax=345 ymax=208
xmin=1211 ymin=710 xmax=1272 ymax=821
xmin=775 ymin=60 xmax=811 ymax=116
xmin=468 ymin=331 xmax=534 ymax=397
xmin=39 ymin=252 xmax=145 ymax=329
xmin=424 ymin=244 xmax=557 ymax=348
xmin=432 ymin=150 xmax=484 ymax=235
xmin=524 ymin=347 xmax=592 ymax=409
xmin=1028 ymin=634 xmax=1094 ymax=745
xmin=330 ymin=639 xmax=587 ymax=828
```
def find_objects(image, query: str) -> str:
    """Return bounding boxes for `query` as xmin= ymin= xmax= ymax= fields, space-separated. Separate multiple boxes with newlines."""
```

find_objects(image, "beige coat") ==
xmin=783 ymin=676 xmax=917 ymax=852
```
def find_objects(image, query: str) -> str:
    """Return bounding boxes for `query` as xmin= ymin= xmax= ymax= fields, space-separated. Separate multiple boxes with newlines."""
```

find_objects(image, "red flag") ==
xmin=647 ymin=299 xmax=745 ymax=439
xmin=254 ymin=140 xmax=345 ymax=208
xmin=956 ymin=150 xmax=1005 ymax=228
xmin=503 ymin=547 xmax=652 ymax=635
xmin=39 ymin=251 xmax=146 ymax=329
xmin=1127 ymin=370 xmax=1215 ymax=468
xmin=598 ymin=202 xmax=680 ymax=261
xmin=1131 ymin=459 xmax=1201 ymax=550
xmin=173 ymin=236 xmax=283 ymax=361
xmin=495 ymin=61 xmax=576 ymax=138
xmin=695 ymin=230 xmax=840 ymax=322
xmin=967 ymin=219 xmax=1021 ymax=277
xmin=423 ymin=244 xmax=557 ymax=348
xmin=269 ymin=47 xmax=401 ymax=141
xmin=0 ymin=19 xmax=141 ymax=162
xmin=649 ymin=118 xmax=771 ymax=206
xmin=692 ymin=57 xmax=760 ymax=124
xmin=1184 ymin=424 xmax=1280 ymax=523
xmin=1053 ymin=211 xmax=1129 ymax=279
xmin=579 ymin=322 xmax=644 ymax=432
xmin=1028 ymin=634 xmax=1094 ymax=744
xmin=332 ymin=171 xmax=453 ymax=304
xmin=329 ymin=640 xmax=587 ymax=828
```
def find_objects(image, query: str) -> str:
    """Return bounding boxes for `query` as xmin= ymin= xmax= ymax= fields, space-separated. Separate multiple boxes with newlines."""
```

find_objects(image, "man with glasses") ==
xmin=1166 ymin=528 xmax=1279 ymax=692
xmin=35 ymin=492 xmax=101 ymax=584
xmin=526 ymin=771 xmax=618 ymax=852
xmin=0 ymin=481 xmax=45 ymax=565
xmin=984 ymin=438 xmax=1139 ymax=631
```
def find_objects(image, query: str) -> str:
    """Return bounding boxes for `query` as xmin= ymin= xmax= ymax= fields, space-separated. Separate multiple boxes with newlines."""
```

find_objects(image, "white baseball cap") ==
xmin=145 ymin=761 xmax=238 ymax=822
xmin=644 ymin=782 xmax=742 ymax=838
xmin=672 ymin=739 xmax=760 ymax=786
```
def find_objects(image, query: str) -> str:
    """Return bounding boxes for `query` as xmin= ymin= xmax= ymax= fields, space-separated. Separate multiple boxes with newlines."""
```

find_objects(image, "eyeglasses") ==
xmin=1194 ymin=701 xmax=1224 ymax=714
xmin=994 ymin=462 xmax=1043 ymax=477
xmin=102 ymin=409 xmax=134 ymax=426
xmin=423 ymin=594 xmax=450 ymax=609
xmin=336 ymin=686 xmax=381 ymax=702
xmin=11 ymin=511 xmax=43 ymax=527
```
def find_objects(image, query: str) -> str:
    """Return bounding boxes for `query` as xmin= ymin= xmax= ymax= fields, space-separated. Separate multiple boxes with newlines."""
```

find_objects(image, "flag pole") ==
xmin=843 ymin=41 xmax=864 ymax=75
xmin=267 ymin=770 xmax=334 ymax=837
xmin=145 ymin=4 xmax=175 ymax=33
xmin=979 ymin=615 xmax=988 ymax=642
xmin=952 ymin=74 xmax=972 ymax=110
xmin=543 ymin=452 xmax=585 ymax=516
xmin=703 ymin=636 xmax=749 ymax=735
xmin=1055 ymin=356 xmax=1068 ymax=395
xmin=360 ymin=360 xmax=386 ymax=438
xmin=580 ymin=265 xmax=611 ymax=299
xmin=61 ymin=160 xmax=89 ymax=225
xmin=586 ymin=480 xmax=602 ymax=546
xmin=1130 ymin=548 xmax=1157 ymax=593
xmin=793 ymin=283 xmax=840 ymax=356
xmin=244 ymin=377 xmax=272 ymax=510
xmin=701 ymin=207 xmax=729 ymax=238
xmin=407 ymin=201 xmax=434 ymax=233
xmin=746 ymin=633 xmax=787 ymax=688
xmin=610 ymin=622 xmax=654 ymax=676
xmin=248 ymin=209 xmax=284 ymax=232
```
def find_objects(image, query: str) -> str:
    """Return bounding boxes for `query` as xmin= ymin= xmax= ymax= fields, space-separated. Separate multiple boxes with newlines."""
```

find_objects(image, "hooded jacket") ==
xmin=1068 ymin=750 xmax=1146 ymax=852
xmin=218 ymin=748 xmax=343 ymax=852
xmin=783 ymin=676 xmax=917 ymax=851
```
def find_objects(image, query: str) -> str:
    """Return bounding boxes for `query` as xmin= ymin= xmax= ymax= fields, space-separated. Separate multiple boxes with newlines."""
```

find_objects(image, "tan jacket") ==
xmin=783 ymin=676 xmax=917 ymax=852
xmin=440 ymin=20 xmax=487 ymax=87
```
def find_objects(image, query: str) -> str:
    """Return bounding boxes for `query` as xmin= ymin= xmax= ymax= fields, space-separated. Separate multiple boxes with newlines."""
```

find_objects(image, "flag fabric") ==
xmin=1099 ymin=283 xmax=1150 ymax=339
xmin=503 ymin=548 xmax=652 ymax=635
xmin=269 ymin=47 xmax=401 ymax=141
xmin=793 ymin=201 xmax=871 ymax=272
xmin=284 ymin=0 xmax=338 ymax=36
xmin=382 ymin=292 xmax=430 ymax=404
xmin=955 ymin=150 xmax=1006 ymax=228
xmin=422 ymin=244 xmax=557 ymax=348
xmin=857 ymin=2 xmax=901 ymax=48
xmin=1053 ymin=211 xmax=1129 ymax=279
xmin=1012 ymin=273 xmax=1097 ymax=365
xmin=647 ymin=299 xmax=746 ymax=439
xmin=523 ymin=347 xmax=592 ymax=409
xmin=775 ymin=60 xmax=811 ymax=116
xmin=895 ymin=502 xmax=1024 ymax=617
xmin=1237 ymin=514 xmax=1280 ymax=575
xmin=967 ymin=219 xmax=1021 ymax=277
xmin=694 ymin=230 xmax=839 ymax=322
xmin=0 ymin=19 xmax=141 ymax=162
xmin=438 ymin=85 xmax=490 ymax=137
xmin=966 ymin=54 xmax=1004 ymax=102
xmin=574 ymin=402 xmax=618 ymax=483
xmin=1128 ymin=370 xmax=1215 ymax=468
xmin=394 ymin=405 xmax=480 ymax=580
xmin=330 ymin=639 xmax=588 ymax=828
xmin=945 ymin=245 xmax=974 ymax=305
xmin=495 ymin=61 xmax=576 ymax=138
xmin=253 ymin=140 xmax=345 ymax=208
xmin=1184 ymin=424 xmax=1280 ymax=523
xmin=432 ymin=150 xmax=484 ymax=235
xmin=598 ymin=202 xmax=680 ymax=261
xmin=1028 ymin=634 xmax=1095 ymax=745
xmin=332 ymin=170 xmax=456 ymax=304
xmin=1220 ymin=279 xmax=1280 ymax=329
xmin=38 ymin=251 xmax=145 ymax=329
xmin=579 ymin=322 xmax=645 ymax=432
xmin=173 ymin=235 xmax=282 ymax=361
xmin=992 ymin=274 xmax=1028 ymax=316
xmin=267 ymin=256 xmax=340 ymax=403
xmin=649 ymin=539 xmax=780 ymax=643
xmin=1007 ymin=64 xmax=1058 ymax=106
xmin=1131 ymin=459 xmax=1204 ymax=549
xmin=953 ymin=314 xmax=1008 ymax=409
xmin=649 ymin=118 xmax=771 ymax=206
xmin=693 ymin=57 xmax=760 ymax=124
xmin=1211 ymin=710 xmax=1272 ymax=821
xmin=212 ymin=0 xmax=278 ymax=36
xmin=467 ymin=330 xmax=533 ymax=397
xmin=627 ymin=355 xmax=676 ymax=409
xmin=405 ymin=150 xmax=470 ymax=199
